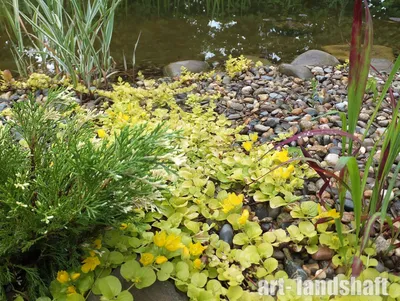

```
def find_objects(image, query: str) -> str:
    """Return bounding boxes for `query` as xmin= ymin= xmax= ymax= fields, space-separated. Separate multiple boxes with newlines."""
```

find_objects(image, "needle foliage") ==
xmin=0 ymin=90 xmax=178 ymax=297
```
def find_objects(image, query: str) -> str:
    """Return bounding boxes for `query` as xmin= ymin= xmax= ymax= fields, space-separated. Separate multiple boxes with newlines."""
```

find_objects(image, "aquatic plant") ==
xmin=0 ymin=0 xmax=122 ymax=89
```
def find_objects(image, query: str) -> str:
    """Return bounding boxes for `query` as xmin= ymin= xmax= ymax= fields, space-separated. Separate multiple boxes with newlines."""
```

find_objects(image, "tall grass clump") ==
xmin=0 ymin=89 xmax=178 ymax=298
xmin=0 ymin=0 xmax=122 ymax=89
xmin=280 ymin=0 xmax=400 ymax=277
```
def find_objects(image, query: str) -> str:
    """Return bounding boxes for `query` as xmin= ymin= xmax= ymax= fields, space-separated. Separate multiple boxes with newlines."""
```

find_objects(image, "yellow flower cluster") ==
xmin=314 ymin=204 xmax=340 ymax=224
xmin=242 ymin=133 xmax=258 ymax=152
xmin=189 ymin=242 xmax=207 ymax=256
xmin=56 ymin=271 xmax=81 ymax=284
xmin=273 ymin=165 xmax=295 ymax=180
xmin=81 ymin=251 xmax=101 ymax=273
xmin=154 ymin=231 xmax=184 ymax=251
xmin=275 ymin=149 xmax=290 ymax=163
xmin=221 ymin=193 xmax=244 ymax=214
xmin=140 ymin=253 xmax=154 ymax=266
xmin=238 ymin=209 xmax=249 ymax=225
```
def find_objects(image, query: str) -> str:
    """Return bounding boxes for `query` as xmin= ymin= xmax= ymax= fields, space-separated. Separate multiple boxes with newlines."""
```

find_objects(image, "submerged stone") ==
xmin=163 ymin=60 xmax=209 ymax=77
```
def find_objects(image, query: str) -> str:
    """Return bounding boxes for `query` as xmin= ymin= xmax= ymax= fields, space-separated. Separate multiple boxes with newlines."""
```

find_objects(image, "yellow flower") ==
xmin=249 ymin=133 xmax=258 ymax=142
xmin=140 ymin=253 xmax=154 ymax=266
xmin=273 ymin=165 xmax=294 ymax=180
xmin=238 ymin=209 xmax=250 ymax=225
xmin=221 ymin=193 xmax=244 ymax=214
xmin=120 ymin=223 xmax=128 ymax=230
xmin=154 ymin=231 xmax=167 ymax=247
xmin=81 ymin=255 xmax=101 ymax=273
xmin=67 ymin=286 xmax=77 ymax=294
xmin=314 ymin=204 xmax=340 ymax=224
xmin=57 ymin=270 xmax=70 ymax=283
xmin=193 ymin=258 xmax=202 ymax=269
xmin=165 ymin=233 xmax=184 ymax=252
xmin=70 ymin=273 xmax=81 ymax=281
xmin=189 ymin=242 xmax=207 ymax=256
xmin=182 ymin=246 xmax=190 ymax=258
xmin=242 ymin=141 xmax=253 ymax=152
xmin=275 ymin=149 xmax=290 ymax=162
xmin=155 ymin=256 xmax=168 ymax=264
xmin=93 ymin=239 xmax=102 ymax=250
xmin=89 ymin=250 xmax=96 ymax=257
xmin=97 ymin=129 xmax=107 ymax=138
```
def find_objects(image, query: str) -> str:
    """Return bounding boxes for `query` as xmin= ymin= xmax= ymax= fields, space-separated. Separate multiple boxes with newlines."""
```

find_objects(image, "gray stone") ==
xmin=371 ymin=58 xmax=394 ymax=73
xmin=325 ymin=153 xmax=339 ymax=167
xmin=343 ymin=199 xmax=354 ymax=212
xmin=272 ymin=250 xmax=285 ymax=260
xmin=335 ymin=102 xmax=347 ymax=111
xmin=254 ymin=124 xmax=270 ymax=132
xmin=0 ymin=103 xmax=8 ymax=112
xmin=222 ymin=76 xmax=231 ymax=85
xmin=242 ymin=86 xmax=253 ymax=95
xmin=278 ymin=64 xmax=313 ymax=80
xmin=229 ymin=102 xmax=244 ymax=111
xmin=227 ymin=113 xmax=241 ymax=120
xmin=291 ymin=50 xmax=340 ymax=67
xmin=163 ymin=60 xmax=209 ymax=77
xmin=264 ymin=118 xmax=280 ymax=127
xmin=219 ymin=224 xmax=234 ymax=246
xmin=389 ymin=17 xmax=400 ymax=22
xmin=88 ymin=268 xmax=188 ymax=301
xmin=303 ymin=108 xmax=318 ymax=116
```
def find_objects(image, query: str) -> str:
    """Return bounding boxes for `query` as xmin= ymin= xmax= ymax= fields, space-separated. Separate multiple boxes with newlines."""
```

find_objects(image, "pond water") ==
xmin=0 ymin=0 xmax=399 ymax=75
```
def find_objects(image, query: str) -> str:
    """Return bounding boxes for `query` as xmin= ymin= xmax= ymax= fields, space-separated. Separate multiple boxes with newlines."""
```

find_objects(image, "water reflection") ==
xmin=0 ymin=0 xmax=399 ymax=74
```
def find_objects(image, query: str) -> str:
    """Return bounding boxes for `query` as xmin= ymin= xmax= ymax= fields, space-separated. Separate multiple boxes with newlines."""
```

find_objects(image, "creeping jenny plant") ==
xmin=3 ymin=57 xmax=400 ymax=300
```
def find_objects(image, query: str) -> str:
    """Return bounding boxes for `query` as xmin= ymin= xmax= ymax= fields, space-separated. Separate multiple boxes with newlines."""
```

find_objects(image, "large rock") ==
xmin=88 ymin=268 xmax=188 ymax=301
xmin=322 ymin=44 xmax=395 ymax=61
xmin=163 ymin=60 xmax=209 ymax=77
xmin=278 ymin=63 xmax=313 ymax=79
xmin=291 ymin=50 xmax=339 ymax=67
xmin=371 ymin=58 xmax=394 ymax=73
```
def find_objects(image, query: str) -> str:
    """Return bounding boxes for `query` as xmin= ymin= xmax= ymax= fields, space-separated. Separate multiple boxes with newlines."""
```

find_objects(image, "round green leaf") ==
xmin=67 ymin=294 xmax=85 ymax=301
xmin=121 ymin=260 xmax=141 ymax=281
xmin=116 ymin=290 xmax=134 ymax=301
xmin=157 ymin=262 xmax=174 ymax=281
xmin=233 ymin=233 xmax=249 ymax=245
xmin=191 ymin=272 xmax=208 ymax=288
xmin=299 ymin=221 xmax=317 ymax=238
xmin=36 ymin=298 xmax=51 ymax=301
xmin=135 ymin=267 xmax=156 ymax=289
xmin=98 ymin=275 xmax=122 ymax=299
xmin=257 ymin=243 xmax=273 ymax=258
xmin=263 ymin=258 xmax=278 ymax=274
xmin=176 ymin=261 xmax=190 ymax=281
xmin=389 ymin=283 xmax=400 ymax=299
xmin=226 ymin=285 xmax=243 ymax=300
xmin=109 ymin=251 xmax=124 ymax=265
xmin=206 ymin=279 xmax=222 ymax=295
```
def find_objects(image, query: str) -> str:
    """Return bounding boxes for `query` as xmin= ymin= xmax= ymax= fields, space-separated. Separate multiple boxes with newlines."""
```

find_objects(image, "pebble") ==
xmin=315 ymin=269 xmax=327 ymax=279
xmin=335 ymin=102 xmax=347 ymax=111
xmin=324 ymin=153 xmax=339 ymax=167
xmin=229 ymin=102 xmax=244 ymax=111
xmin=264 ymin=118 xmax=280 ymax=127
xmin=312 ymin=246 xmax=334 ymax=261
xmin=254 ymin=124 xmax=270 ymax=132
xmin=219 ymin=224 xmax=234 ymax=246
xmin=242 ymin=86 xmax=253 ymax=95
xmin=227 ymin=113 xmax=241 ymax=120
